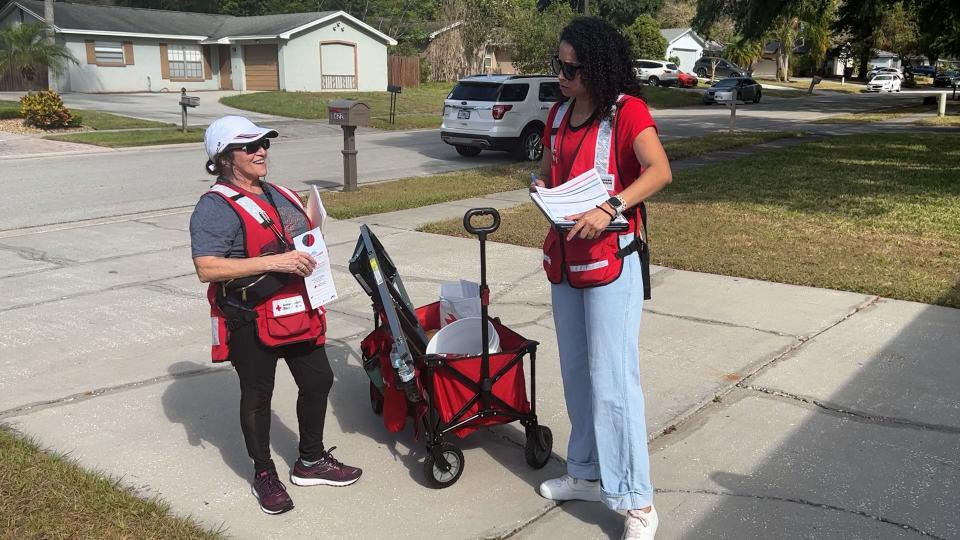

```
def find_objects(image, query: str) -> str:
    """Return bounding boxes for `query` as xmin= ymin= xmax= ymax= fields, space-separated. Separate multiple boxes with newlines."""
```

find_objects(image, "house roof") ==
xmin=1 ymin=0 xmax=396 ymax=44
xmin=660 ymin=27 xmax=705 ymax=48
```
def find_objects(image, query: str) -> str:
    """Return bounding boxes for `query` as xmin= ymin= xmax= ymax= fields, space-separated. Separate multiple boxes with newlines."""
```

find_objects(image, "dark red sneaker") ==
xmin=290 ymin=447 xmax=362 ymax=487
xmin=251 ymin=469 xmax=294 ymax=514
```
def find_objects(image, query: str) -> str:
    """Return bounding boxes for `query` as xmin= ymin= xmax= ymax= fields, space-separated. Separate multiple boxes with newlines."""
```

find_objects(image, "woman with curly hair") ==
xmin=532 ymin=17 xmax=672 ymax=539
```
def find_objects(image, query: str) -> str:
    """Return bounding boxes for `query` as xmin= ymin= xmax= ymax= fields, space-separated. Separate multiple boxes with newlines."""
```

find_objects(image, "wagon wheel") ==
xmin=524 ymin=425 xmax=553 ymax=469
xmin=424 ymin=443 xmax=465 ymax=488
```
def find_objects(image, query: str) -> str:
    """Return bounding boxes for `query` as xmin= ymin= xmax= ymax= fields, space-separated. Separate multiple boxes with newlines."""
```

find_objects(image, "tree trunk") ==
xmin=45 ymin=0 xmax=54 ymax=91
xmin=857 ymin=49 xmax=869 ymax=80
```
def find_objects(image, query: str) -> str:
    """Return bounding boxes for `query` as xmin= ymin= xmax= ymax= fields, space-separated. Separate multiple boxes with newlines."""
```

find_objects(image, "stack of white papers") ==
xmin=529 ymin=169 xmax=628 ymax=228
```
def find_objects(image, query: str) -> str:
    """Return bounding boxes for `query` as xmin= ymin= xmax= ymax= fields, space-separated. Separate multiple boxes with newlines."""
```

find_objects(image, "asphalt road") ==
xmin=1 ymin=89 xmax=953 ymax=232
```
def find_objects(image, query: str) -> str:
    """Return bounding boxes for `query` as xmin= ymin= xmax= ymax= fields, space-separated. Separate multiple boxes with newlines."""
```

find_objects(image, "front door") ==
xmin=218 ymin=45 xmax=233 ymax=90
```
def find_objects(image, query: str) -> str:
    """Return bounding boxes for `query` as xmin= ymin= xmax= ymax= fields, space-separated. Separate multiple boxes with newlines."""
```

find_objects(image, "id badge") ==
xmin=600 ymin=173 xmax=616 ymax=190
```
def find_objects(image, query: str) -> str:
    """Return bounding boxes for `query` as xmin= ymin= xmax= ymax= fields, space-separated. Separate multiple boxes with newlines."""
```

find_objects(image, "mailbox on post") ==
xmin=179 ymin=88 xmax=199 ymax=133
xmin=328 ymin=100 xmax=371 ymax=192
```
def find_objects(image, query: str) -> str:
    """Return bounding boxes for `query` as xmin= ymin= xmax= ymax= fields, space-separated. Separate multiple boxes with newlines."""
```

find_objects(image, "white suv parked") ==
xmin=633 ymin=60 xmax=680 ymax=86
xmin=441 ymin=75 xmax=563 ymax=161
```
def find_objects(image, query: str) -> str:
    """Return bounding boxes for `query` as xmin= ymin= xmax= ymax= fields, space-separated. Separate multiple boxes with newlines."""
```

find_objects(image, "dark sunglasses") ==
xmin=233 ymin=138 xmax=271 ymax=154
xmin=551 ymin=55 xmax=583 ymax=79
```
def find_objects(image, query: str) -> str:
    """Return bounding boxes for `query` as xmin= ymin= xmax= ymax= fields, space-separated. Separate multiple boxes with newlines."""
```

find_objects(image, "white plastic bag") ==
xmin=439 ymin=280 xmax=481 ymax=327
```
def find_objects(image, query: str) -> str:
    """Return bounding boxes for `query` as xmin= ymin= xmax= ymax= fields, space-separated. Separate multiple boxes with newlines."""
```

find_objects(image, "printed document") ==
xmin=530 ymin=169 xmax=628 ymax=229
xmin=293 ymin=227 xmax=338 ymax=309
xmin=306 ymin=185 xmax=328 ymax=231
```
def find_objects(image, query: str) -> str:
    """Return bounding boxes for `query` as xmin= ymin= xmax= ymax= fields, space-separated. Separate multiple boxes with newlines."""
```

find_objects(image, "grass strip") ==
xmin=813 ymin=101 xmax=960 ymax=124
xmin=0 ymin=99 xmax=19 ymax=119
xmin=0 ymin=426 xmax=222 ymax=539
xmin=76 ymin=110 xmax=170 ymax=130
xmin=419 ymin=133 xmax=960 ymax=308
xmin=45 ymin=128 xmax=204 ymax=147
xmin=662 ymin=131 xmax=803 ymax=161
xmin=321 ymin=162 xmax=531 ymax=219
xmin=220 ymin=84 xmax=704 ymax=128
xmin=317 ymin=132 xmax=802 ymax=218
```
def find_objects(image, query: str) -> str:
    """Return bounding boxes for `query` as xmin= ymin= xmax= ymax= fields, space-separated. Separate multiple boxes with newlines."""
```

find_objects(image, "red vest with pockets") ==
xmin=206 ymin=182 xmax=326 ymax=362
xmin=542 ymin=95 xmax=641 ymax=288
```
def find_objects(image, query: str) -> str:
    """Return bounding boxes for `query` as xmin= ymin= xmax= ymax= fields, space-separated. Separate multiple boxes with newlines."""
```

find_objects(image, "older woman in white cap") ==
xmin=189 ymin=115 xmax=361 ymax=515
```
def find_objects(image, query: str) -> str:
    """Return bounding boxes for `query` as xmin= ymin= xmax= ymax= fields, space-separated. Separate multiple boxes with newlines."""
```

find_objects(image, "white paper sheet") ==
xmin=293 ymin=227 xmax=338 ymax=309
xmin=530 ymin=168 xmax=628 ymax=227
xmin=306 ymin=185 xmax=327 ymax=231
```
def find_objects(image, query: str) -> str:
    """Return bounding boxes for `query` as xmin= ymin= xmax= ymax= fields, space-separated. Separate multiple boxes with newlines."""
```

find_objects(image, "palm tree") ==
xmin=724 ymin=36 xmax=764 ymax=73
xmin=0 ymin=22 xmax=77 ymax=88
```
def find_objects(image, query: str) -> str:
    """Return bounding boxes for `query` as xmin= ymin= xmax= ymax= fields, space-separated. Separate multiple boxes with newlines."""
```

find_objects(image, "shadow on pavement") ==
xmin=161 ymin=361 xmax=299 ymax=481
xmin=675 ymin=278 xmax=960 ymax=539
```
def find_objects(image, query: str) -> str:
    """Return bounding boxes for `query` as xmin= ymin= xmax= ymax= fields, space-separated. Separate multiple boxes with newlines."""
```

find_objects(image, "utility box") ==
xmin=328 ymin=100 xmax=371 ymax=127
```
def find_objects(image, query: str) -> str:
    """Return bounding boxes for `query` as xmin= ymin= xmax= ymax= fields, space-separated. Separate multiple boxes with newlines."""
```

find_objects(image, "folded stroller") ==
xmin=349 ymin=208 xmax=553 ymax=488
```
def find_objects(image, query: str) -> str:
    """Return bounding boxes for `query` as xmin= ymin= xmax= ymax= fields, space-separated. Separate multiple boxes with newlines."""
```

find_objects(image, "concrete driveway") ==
xmin=0 ymin=90 xmax=285 ymax=126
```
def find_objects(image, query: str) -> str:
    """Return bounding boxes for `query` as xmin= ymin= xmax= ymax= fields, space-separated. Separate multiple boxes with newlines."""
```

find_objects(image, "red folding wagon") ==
xmin=349 ymin=208 xmax=553 ymax=488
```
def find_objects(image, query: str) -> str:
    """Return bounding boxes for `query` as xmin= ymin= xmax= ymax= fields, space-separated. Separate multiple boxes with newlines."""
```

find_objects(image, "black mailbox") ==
xmin=180 ymin=95 xmax=199 ymax=108
xmin=328 ymin=100 xmax=371 ymax=127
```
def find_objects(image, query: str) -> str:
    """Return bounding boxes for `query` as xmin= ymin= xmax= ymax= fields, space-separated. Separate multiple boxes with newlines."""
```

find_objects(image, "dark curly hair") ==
xmin=560 ymin=17 xmax=641 ymax=120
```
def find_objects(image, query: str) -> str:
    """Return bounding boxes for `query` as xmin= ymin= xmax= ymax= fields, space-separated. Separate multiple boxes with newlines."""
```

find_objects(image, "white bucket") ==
xmin=426 ymin=317 xmax=501 ymax=356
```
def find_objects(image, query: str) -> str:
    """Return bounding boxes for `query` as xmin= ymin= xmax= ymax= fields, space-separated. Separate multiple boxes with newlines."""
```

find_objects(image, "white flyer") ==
xmin=293 ymin=227 xmax=338 ymax=309
xmin=306 ymin=185 xmax=327 ymax=231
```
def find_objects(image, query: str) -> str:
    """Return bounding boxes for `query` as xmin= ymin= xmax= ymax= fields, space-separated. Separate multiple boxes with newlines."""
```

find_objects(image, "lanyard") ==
xmin=556 ymin=101 xmax=597 ymax=182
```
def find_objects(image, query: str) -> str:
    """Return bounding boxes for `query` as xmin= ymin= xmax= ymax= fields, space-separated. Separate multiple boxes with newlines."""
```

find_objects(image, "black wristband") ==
xmin=595 ymin=204 xmax=615 ymax=219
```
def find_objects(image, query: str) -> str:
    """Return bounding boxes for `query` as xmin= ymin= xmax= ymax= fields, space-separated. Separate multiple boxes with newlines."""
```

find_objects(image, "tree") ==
xmin=836 ymin=0 xmax=884 ymax=79
xmin=0 ymin=22 xmax=78 ymax=86
xmin=624 ymin=14 xmax=667 ymax=60
xmin=723 ymin=35 xmax=763 ymax=72
xmin=507 ymin=1 xmax=576 ymax=73
xmin=874 ymin=2 xmax=920 ymax=63
xmin=656 ymin=0 xmax=695 ymax=28
xmin=596 ymin=0 xmax=662 ymax=27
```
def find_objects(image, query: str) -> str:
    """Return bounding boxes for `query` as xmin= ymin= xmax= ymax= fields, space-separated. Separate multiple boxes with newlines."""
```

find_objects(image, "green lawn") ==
xmin=0 ymin=427 xmax=222 ymax=539
xmin=46 ymin=127 xmax=204 ymax=147
xmin=814 ymin=100 xmax=960 ymax=124
xmin=1 ymin=99 xmax=169 ymax=129
xmin=420 ymin=133 xmax=960 ymax=308
xmin=220 ymin=82 xmax=704 ymax=129
xmin=756 ymin=78 xmax=866 ymax=94
xmin=0 ymin=99 xmax=19 ymax=119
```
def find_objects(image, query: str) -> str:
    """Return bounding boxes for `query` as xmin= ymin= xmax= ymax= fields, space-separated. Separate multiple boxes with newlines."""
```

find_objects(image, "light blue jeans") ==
xmin=550 ymin=234 xmax=652 ymax=510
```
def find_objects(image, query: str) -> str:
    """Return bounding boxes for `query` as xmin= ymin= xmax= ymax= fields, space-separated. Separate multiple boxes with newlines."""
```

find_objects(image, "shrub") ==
xmin=67 ymin=112 xmax=83 ymax=127
xmin=19 ymin=90 xmax=74 ymax=129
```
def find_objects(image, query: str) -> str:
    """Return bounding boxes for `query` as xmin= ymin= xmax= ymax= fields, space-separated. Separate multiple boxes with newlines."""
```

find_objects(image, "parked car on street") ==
xmin=866 ymin=74 xmax=902 ymax=92
xmin=703 ymin=77 xmax=762 ymax=104
xmin=694 ymin=57 xmax=748 ymax=79
xmin=633 ymin=59 xmax=680 ymax=86
xmin=676 ymin=71 xmax=699 ymax=88
xmin=910 ymin=65 xmax=937 ymax=77
xmin=933 ymin=71 xmax=960 ymax=88
xmin=440 ymin=75 xmax=563 ymax=161
xmin=867 ymin=67 xmax=904 ymax=80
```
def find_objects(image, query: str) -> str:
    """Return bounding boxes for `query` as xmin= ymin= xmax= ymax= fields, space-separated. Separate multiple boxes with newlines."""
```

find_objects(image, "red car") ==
xmin=676 ymin=71 xmax=699 ymax=88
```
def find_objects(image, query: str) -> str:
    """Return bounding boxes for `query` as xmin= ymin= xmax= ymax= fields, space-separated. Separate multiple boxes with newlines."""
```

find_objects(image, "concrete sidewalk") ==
xmin=1 ymin=191 xmax=958 ymax=539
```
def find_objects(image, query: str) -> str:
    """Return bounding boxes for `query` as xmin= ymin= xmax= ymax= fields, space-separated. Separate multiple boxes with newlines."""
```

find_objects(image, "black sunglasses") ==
xmin=551 ymin=55 xmax=583 ymax=79
xmin=233 ymin=138 xmax=271 ymax=154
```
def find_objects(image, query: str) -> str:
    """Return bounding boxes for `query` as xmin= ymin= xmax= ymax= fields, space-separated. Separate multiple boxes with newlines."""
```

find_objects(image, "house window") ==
xmin=483 ymin=54 xmax=493 ymax=72
xmin=94 ymin=41 xmax=124 ymax=65
xmin=168 ymin=44 xmax=203 ymax=79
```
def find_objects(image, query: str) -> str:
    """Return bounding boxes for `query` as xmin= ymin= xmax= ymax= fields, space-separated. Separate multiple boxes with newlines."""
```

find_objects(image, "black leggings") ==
xmin=228 ymin=323 xmax=334 ymax=474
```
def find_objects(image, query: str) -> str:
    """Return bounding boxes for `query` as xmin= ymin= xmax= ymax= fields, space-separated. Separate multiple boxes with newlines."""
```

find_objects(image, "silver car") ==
xmin=633 ymin=60 xmax=680 ymax=87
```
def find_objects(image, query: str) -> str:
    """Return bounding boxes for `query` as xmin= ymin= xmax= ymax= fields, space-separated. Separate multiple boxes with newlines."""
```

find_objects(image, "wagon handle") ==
xmin=463 ymin=207 xmax=500 ymax=236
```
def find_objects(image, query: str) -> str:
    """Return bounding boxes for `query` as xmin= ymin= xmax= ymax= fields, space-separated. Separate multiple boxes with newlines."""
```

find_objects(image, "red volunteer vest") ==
xmin=206 ymin=181 xmax=326 ymax=362
xmin=542 ymin=96 xmax=644 ymax=288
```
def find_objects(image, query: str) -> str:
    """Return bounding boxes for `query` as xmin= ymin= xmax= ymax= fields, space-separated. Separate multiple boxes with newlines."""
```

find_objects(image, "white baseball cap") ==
xmin=204 ymin=115 xmax=278 ymax=161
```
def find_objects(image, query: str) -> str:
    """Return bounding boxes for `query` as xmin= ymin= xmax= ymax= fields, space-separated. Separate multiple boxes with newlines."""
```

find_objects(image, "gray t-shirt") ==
xmin=190 ymin=183 xmax=310 ymax=259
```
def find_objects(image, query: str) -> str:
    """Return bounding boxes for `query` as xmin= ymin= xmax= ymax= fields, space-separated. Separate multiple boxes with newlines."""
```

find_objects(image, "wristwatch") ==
xmin=606 ymin=194 xmax=627 ymax=218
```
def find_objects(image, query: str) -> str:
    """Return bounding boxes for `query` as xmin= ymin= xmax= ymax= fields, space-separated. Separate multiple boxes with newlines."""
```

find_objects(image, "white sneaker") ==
xmin=621 ymin=506 xmax=659 ymax=540
xmin=538 ymin=474 xmax=601 ymax=502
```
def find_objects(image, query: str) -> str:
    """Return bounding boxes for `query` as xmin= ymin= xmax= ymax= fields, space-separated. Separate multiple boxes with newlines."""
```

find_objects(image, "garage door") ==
xmin=320 ymin=42 xmax=356 ymax=90
xmin=672 ymin=48 xmax=700 ymax=74
xmin=244 ymin=44 xmax=279 ymax=91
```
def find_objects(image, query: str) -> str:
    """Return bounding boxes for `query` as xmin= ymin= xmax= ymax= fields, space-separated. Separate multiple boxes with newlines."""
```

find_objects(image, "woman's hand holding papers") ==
xmin=565 ymin=205 xmax=614 ymax=241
